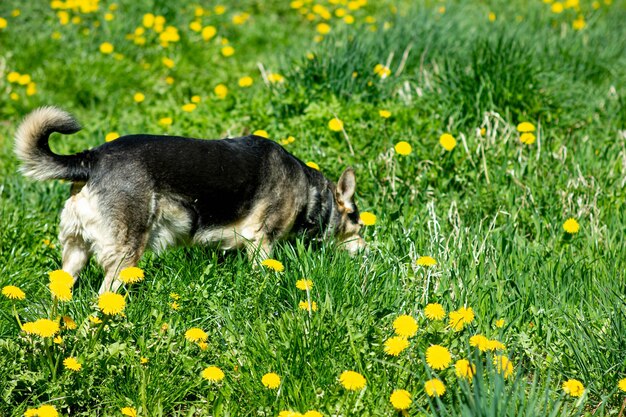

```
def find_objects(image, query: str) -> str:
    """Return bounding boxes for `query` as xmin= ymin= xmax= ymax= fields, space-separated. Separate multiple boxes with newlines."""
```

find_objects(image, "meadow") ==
xmin=1 ymin=0 xmax=625 ymax=416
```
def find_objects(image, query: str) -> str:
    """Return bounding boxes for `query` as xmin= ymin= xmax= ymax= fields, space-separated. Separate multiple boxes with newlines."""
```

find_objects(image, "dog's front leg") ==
xmin=246 ymin=237 xmax=273 ymax=266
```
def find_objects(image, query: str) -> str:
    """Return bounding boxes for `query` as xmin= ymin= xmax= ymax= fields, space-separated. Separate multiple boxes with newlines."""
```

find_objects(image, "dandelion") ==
xmin=0 ymin=17 xmax=7 ymax=29
xmin=459 ymin=307 xmax=475 ymax=325
xmin=267 ymin=73 xmax=285 ymax=84
xmin=551 ymin=2 xmax=564 ymax=13
xmin=105 ymin=132 xmax=120 ymax=142
xmin=54 ymin=336 xmax=63 ymax=344
xmin=140 ymin=357 xmax=149 ymax=364
xmin=494 ymin=355 xmax=514 ymax=378
xmin=390 ymin=389 xmax=412 ymax=410
xmin=182 ymin=103 xmax=197 ymax=112
xmin=49 ymin=280 xmax=72 ymax=301
xmin=133 ymin=92 xmax=145 ymax=103
xmin=562 ymin=379 xmax=585 ymax=397
xmin=572 ymin=16 xmax=586 ymax=30
xmin=486 ymin=339 xmax=506 ymax=351
xmin=202 ymin=25 xmax=217 ymax=41
xmin=26 ymin=83 xmax=37 ymax=96
xmin=424 ymin=378 xmax=446 ymax=397
xmin=393 ymin=315 xmax=418 ymax=338
xmin=449 ymin=310 xmax=465 ymax=331
xmin=262 ymin=372 xmax=281 ymax=389
xmin=316 ymin=23 xmax=331 ymax=34
xmin=2 ymin=285 xmax=25 ymax=300
xmin=495 ymin=319 xmax=505 ymax=328
xmin=221 ymin=45 xmax=235 ymax=57
xmin=516 ymin=122 xmax=535 ymax=133
xmin=99 ymin=42 xmax=114 ymax=54
xmin=384 ymin=336 xmax=409 ymax=356
xmin=119 ymin=266 xmax=144 ymax=284
xmin=214 ymin=84 xmax=228 ymax=99
xmin=23 ymin=319 xmax=60 ymax=338
xmin=98 ymin=291 xmax=126 ymax=315
xmin=360 ymin=211 xmax=376 ymax=226
xmin=238 ymin=76 xmax=253 ymax=87
xmin=618 ymin=378 xmax=626 ymax=392
xmin=191 ymin=95 xmax=201 ymax=103
xmin=303 ymin=412 xmax=322 ymax=417
xmin=520 ymin=132 xmax=536 ymax=145
xmin=426 ymin=345 xmax=452 ymax=370
xmin=7 ymin=72 xmax=21 ymax=83
xmin=32 ymin=405 xmax=59 ymax=417
xmin=202 ymin=365 xmax=225 ymax=382
xmin=339 ymin=370 xmax=366 ymax=390
xmin=162 ymin=57 xmax=175 ymax=68
xmin=253 ymin=129 xmax=269 ymax=138
xmin=299 ymin=300 xmax=318 ymax=311
xmin=469 ymin=334 xmax=489 ymax=352
xmin=159 ymin=117 xmax=173 ymax=127
xmin=394 ymin=141 xmax=412 ymax=156
xmin=379 ymin=110 xmax=391 ymax=118
xmin=563 ymin=218 xmax=580 ymax=234
xmin=455 ymin=359 xmax=475 ymax=381
xmin=261 ymin=259 xmax=284 ymax=272
xmin=63 ymin=357 xmax=82 ymax=371
xmin=170 ymin=301 xmax=180 ymax=310
xmin=439 ymin=133 xmax=457 ymax=151
xmin=488 ymin=12 xmax=496 ymax=21
xmin=328 ymin=118 xmax=344 ymax=132
xmin=296 ymin=279 xmax=313 ymax=291
xmin=18 ymin=74 xmax=32 ymax=85
xmin=89 ymin=315 xmax=102 ymax=324
xmin=280 ymin=136 xmax=296 ymax=145
xmin=49 ymin=270 xmax=73 ymax=286
xmin=374 ymin=64 xmax=391 ymax=79
xmin=416 ymin=256 xmax=437 ymax=266
xmin=185 ymin=327 xmax=208 ymax=342
xmin=306 ymin=162 xmax=320 ymax=170
xmin=424 ymin=303 xmax=445 ymax=320
xmin=121 ymin=407 xmax=137 ymax=417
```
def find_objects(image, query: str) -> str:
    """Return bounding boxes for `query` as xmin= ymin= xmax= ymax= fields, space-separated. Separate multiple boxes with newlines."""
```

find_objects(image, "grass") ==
xmin=1 ymin=0 xmax=626 ymax=416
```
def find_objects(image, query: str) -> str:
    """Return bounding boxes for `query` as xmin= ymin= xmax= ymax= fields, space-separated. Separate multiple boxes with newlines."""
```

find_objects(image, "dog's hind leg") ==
xmin=59 ymin=188 xmax=91 ymax=284
xmin=97 ymin=244 xmax=145 ymax=294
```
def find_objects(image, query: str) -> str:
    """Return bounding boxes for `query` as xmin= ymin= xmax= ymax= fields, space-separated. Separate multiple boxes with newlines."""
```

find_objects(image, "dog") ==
xmin=14 ymin=107 xmax=366 ymax=294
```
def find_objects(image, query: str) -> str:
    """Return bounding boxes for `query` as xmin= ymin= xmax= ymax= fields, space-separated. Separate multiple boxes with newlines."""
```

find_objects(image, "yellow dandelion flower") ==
xmin=105 ymin=132 xmax=120 ymax=142
xmin=238 ymin=76 xmax=253 ymax=87
xmin=455 ymin=359 xmax=476 ymax=381
xmin=383 ymin=336 xmax=409 ymax=356
xmin=390 ymin=389 xmax=412 ymax=410
xmin=298 ymin=300 xmax=318 ymax=311
xmin=424 ymin=303 xmax=446 ymax=320
xmin=268 ymin=73 xmax=285 ymax=84
xmin=98 ymin=291 xmax=126 ymax=315
xmin=53 ymin=336 xmax=63 ymax=344
xmin=185 ymin=327 xmax=208 ymax=342
xmin=159 ymin=117 xmax=173 ymax=127
xmin=416 ymin=256 xmax=437 ymax=266
xmin=459 ymin=307 xmax=475 ymax=325
xmin=63 ymin=357 xmax=82 ymax=371
xmin=573 ymin=16 xmax=586 ymax=30
xmin=316 ymin=23 xmax=331 ymax=34
xmin=182 ymin=103 xmax=197 ymax=112
xmin=0 ymin=17 xmax=7 ymax=29
xmin=189 ymin=21 xmax=202 ymax=32
xmin=253 ymin=129 xmax=269 ymax=138
xmin=7 ymin=71 xmax=21 ymax=82
xmin=49 ymin=280 xmax=72 ymax=301
xmin=373 ymin=64 xmax=391 ymax=78
xmin=142 ymin=13 xmax=155 ymax=28
xmin=214 ymin=84 xmax=228 ymax=99
xmin=34 ymin=405 xmax=58 ymax=417
xmin=552 ymin=2 xmax=564 ymax=13
xmin=486 ymin=339 xmax=506 ymax=351
xmin=17 ymin=74 xmax=31 ymax=85
xmin=424 ymin=378 xmax=446 ymax=397
xmin=202 ymin=365 xmax=225 ymax=382
xmin=191 ymin=95 xmax=201 ymax=103
xmin=121 ymin=407 xmax=137 ymax=417
xmin=140 ymin=357 xmax=149 ymax=364
xmin=221 ymin=45 xmax=235 ymax=57
xmin=280 ymin=136 xmax=296 ymax=145
xmin=170 ymin=293 xmax=180 ymax=300
xmin=339 ymin=370 xmax=366 ymax=390
xmin=262 ymin=372 xmax=281 ymax=389
xmin=89 ymin=315 xmax=102 ymax=324
xmin=328 ymin=118 xmax=344 ymax=132
xmin=2 ymin=285 xmax=25 ymax=300
xmin=306 ymin=161 xmax=320 ymax=170
xmin=426 ymin=345 xmax=452 ymax=370
xmin=119 ymin=266 xmax=144 ymax=284
xmin=26 ymin=82 xmax=37 ymax=96
xmin=494 ymin=355 xmax=514 ymax=378
xmin=562 ymin=379 xmax=585 ymax=397
xmin=133 ymin=92 xmax=145 ymax=103
xmin=488 ymin=12 xmax=496 ymax=21
xmin=516 ymin=122 xmax=535 ymax=133
xmin=520 ymin=132 xmax=536 ymax=145
xmin=24 ymin=319 xmax=60 ymax=338
xmin=49 ymin=270 xmax=73 ymax=286
xmin=99 ymin=42 xmax=114 ymax=54
xmin=393 ymin=315 xmax=418 ymax=338
xmin=261 ymin=259 xmax=284 ymax=272
xmin=439 ymin=133 xmax=457 ymax=151
xmin=563 ymin=218 xmax=580 ymax=234
xmin=618 ymin=378 xmax=626 ymax=392
xmin=394 ymin=141 xmax=412 ymax=156
xmin=360 ymin=211 xmax=376 ymax=226
xmin=469 ymin=334 xmax=490 ymax=352
xmin=495 ymin=319 xmax=505 ymax=328
xmin=303 ymin=411 xmax=322 ymax=417
xmin=197 ymin=341 xmax=208 ymax=350
xmin=379 ymin=110 xmax=391 ymax=118
xmin=296 ymin=279 xmax=313 ymax=291
xmin=162 ymin=57 xmax=175 ymax=68
xmin=202 ymin=25 xmax=217 ymax=41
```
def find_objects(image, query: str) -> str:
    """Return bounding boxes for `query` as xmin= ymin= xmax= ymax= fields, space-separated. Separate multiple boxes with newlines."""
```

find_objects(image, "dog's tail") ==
xmin=15 ymin=106 xmax=92 ymax=181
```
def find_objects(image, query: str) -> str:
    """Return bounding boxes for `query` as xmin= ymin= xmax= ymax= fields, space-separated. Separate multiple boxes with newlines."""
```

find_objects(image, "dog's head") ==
xmin=332 ymin=167 xmax=366 ymax=255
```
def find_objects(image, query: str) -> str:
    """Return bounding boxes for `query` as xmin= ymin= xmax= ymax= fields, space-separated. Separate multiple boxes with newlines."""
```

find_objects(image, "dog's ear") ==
xmin=336 ymin=167 xmax=356 ymax=213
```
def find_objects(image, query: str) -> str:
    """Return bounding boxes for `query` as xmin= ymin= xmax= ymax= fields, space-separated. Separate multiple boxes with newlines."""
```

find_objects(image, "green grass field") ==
xmin=1 ymin=0 xmax=626 ymax=416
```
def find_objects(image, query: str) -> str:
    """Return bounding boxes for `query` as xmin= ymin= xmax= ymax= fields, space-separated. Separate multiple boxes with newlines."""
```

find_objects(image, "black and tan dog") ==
xmin=15 ymin=107 xmax=365 ymax=294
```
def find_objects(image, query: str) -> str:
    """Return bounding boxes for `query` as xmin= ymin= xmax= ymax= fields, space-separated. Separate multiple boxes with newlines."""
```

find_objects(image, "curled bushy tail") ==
xmin=15 ymin=106 xmax=91 ymax=181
